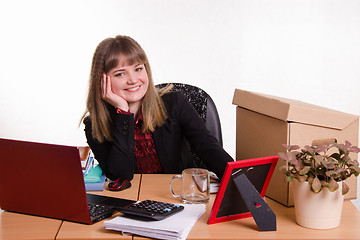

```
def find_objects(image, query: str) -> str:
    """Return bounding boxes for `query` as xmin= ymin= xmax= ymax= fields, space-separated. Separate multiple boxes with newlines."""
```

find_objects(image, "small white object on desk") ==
xmin=209 ymin=172 xmax=220 ymax=194
xmin=104 ymin=203 xmax=206 ymax=240
xmin=210 ymin=181 xmax=220 ymax=193
xmin=351 ymin=199 xmax=360 ymax=211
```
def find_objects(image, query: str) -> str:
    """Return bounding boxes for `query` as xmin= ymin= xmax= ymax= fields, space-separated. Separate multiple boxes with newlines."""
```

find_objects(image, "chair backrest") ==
xmin=156 ymin=83 xmax=223 ymax=169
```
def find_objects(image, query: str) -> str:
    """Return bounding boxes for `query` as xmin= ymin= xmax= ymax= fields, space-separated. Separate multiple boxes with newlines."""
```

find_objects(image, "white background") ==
xmin=1 ymin=0 xmax=359 ymax=185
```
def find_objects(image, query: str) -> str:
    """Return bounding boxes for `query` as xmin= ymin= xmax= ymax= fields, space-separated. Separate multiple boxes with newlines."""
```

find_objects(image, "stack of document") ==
xmin=104 ymin=203 xmax=206 ymax=240
xmin=84 ymin=165 xmax=106 ymax=191
xmin=79 ymin=146 xmax=93 ymax=175
xmin=80 ymin=147 xmax=106 ymax=191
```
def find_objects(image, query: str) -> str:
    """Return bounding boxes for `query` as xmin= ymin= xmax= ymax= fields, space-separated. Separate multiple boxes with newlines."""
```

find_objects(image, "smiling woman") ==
xmin=82 ymin=36 xmax=168 ymax=143
xmin=80 ymin=35 xmax=234 ymax=192
xmin=103 ymin=62 xmax=149 ymax=113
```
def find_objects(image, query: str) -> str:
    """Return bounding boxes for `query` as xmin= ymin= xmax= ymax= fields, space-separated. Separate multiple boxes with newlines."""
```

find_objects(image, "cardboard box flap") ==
xmin=232 ymin=89 xmax=359 ymax=130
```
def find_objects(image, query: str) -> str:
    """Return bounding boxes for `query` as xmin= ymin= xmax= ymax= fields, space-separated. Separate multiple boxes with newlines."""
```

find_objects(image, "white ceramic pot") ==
xmin=292 ymin=180 xmax=344 ymax=229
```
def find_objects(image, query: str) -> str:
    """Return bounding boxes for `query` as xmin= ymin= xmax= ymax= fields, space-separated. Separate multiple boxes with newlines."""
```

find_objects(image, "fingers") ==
xmin=101 ymin=73 xmax=106 ymax=98
xmin=101 ymin=73 xmax=113 ymax=101
xmin=105 ymin=74 xmax=112 ymax=96
xmin=101 ymin=73 xmax=115 ymax=105
xmin=101 ymin=73 xmax=109 ymax=99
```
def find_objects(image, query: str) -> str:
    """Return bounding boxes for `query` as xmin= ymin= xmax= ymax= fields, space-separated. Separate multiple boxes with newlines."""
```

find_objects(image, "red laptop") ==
xmin=0 ymin=138 xmax=135 ymax=224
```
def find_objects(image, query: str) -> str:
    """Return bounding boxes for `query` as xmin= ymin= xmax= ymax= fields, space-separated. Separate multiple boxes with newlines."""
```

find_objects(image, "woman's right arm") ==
xmin=84 ymin=114 xmax=135 ymax=181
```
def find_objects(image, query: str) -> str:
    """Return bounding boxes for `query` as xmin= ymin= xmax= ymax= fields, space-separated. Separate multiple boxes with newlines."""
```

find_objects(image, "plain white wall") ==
xmin=1 ymin=0 xmax=359 ymax=163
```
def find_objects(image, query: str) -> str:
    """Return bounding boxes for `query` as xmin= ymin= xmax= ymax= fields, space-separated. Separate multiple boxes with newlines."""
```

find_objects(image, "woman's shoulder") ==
xmin=83 ymin=115 xmax=91 ymax=125
xmin=82 ymin=116 xmax=94 ymax=135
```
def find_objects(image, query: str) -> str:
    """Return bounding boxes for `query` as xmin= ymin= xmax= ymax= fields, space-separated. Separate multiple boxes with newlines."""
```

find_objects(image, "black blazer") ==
xmin=84 ymin=91 xmax=233 ymax=181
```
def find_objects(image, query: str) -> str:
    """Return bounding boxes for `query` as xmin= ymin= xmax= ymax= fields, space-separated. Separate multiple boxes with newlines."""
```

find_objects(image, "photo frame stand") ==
xmin=232 ymin=172 xmax=276 ymax=231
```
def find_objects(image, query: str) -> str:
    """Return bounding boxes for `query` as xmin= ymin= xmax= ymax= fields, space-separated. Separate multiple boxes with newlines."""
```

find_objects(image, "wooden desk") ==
xmin=2 ymin=174 xmax=360 ymax=239
xmin=0 ymin=210 xmax=61 ymax=240
xmin=136 ymin=174 xmax=360 ymax=240
xmin=56 ymin=174 xmax=141 ymax=240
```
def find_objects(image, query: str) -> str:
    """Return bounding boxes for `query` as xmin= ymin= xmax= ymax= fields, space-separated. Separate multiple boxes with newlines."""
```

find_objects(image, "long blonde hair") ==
xmin=81 ymin=35 xmax=171 ymax=142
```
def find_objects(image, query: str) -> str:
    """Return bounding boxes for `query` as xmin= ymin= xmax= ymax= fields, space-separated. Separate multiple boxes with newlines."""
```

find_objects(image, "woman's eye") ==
xmin=115 ymin=72 xmax=125 ymax=77
xmin=135 ymin=67 xmax=143 ymax=72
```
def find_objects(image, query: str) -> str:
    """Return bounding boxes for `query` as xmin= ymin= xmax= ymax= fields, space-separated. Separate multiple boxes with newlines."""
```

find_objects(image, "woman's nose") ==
xmin=127 ymin=72 xmax=137 ymax=84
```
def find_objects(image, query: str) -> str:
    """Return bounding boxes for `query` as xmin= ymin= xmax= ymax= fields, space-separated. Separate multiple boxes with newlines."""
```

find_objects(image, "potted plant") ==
xmin=278 ymin=140 xmax=360 ymax=229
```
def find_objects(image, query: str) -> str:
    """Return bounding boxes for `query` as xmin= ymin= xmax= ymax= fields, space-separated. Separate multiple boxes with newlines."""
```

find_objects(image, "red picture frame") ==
xmin=207 ymin=155 xmax=278 ymax=224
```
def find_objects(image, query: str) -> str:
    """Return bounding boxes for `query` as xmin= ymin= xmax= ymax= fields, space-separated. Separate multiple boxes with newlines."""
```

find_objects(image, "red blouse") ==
xmin=117 ymin=108 xmax=163 ymax=174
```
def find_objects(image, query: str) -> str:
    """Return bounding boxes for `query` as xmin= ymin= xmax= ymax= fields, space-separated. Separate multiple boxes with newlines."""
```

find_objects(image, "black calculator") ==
xmin=117 ymin=200 xmax=184 ymax=220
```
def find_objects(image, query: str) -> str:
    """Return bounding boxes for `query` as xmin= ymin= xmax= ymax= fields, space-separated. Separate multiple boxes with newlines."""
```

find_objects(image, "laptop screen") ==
xmin=0 ymin=138 xmax=91 ymax=223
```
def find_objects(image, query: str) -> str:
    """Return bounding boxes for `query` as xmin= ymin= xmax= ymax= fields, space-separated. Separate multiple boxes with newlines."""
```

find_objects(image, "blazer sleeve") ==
xmin=171 ymin=92 xmax=233 ymax=179
xmin=83 ymin=113 xmax=135 ymax=181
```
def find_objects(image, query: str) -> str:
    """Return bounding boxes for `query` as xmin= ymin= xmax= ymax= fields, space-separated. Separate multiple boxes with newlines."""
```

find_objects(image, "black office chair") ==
xmin=156 ymin=83 xmax=223 ymax=169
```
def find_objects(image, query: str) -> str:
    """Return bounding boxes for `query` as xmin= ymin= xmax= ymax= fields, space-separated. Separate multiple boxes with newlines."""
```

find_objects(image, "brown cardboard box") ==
xmin=232 ymin=89 xmax=359 ymax=206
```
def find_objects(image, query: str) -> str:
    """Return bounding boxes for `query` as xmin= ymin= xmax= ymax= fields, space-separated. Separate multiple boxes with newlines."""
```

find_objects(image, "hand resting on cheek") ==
xmin=101 ymin=73 xmax=129 ymax=112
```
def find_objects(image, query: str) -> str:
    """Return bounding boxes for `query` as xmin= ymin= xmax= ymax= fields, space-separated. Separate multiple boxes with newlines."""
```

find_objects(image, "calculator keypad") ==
xmin=118 ymin=200 xmax=184 ymax=220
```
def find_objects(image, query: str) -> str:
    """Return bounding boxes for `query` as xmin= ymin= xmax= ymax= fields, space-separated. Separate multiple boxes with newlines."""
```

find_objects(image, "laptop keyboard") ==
xmin=88 ymin=203 xmax=114 ymax=223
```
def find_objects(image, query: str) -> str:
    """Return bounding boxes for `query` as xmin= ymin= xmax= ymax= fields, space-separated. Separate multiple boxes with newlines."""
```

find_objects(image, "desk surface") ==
xmin=137 ymin=174 xmax=360 ymax=240
xmin=0 ymin=210 xmax=61 ymax=240
xmin=2 ymin=174 xmax=360 ymax=240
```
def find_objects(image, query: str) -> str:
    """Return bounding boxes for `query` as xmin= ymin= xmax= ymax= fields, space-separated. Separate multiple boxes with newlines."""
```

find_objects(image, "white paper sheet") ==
xmin=104 ymin=203 xmax=206 ymax=240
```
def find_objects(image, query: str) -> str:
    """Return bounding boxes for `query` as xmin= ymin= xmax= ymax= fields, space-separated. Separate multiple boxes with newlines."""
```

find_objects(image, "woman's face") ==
xmin=107 ymin=58 xmax=149 ymax=106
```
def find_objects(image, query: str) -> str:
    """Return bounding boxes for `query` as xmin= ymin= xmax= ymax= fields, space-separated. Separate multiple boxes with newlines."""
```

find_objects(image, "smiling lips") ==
xmin=127 ymin=85 xmax=141 ymax=92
